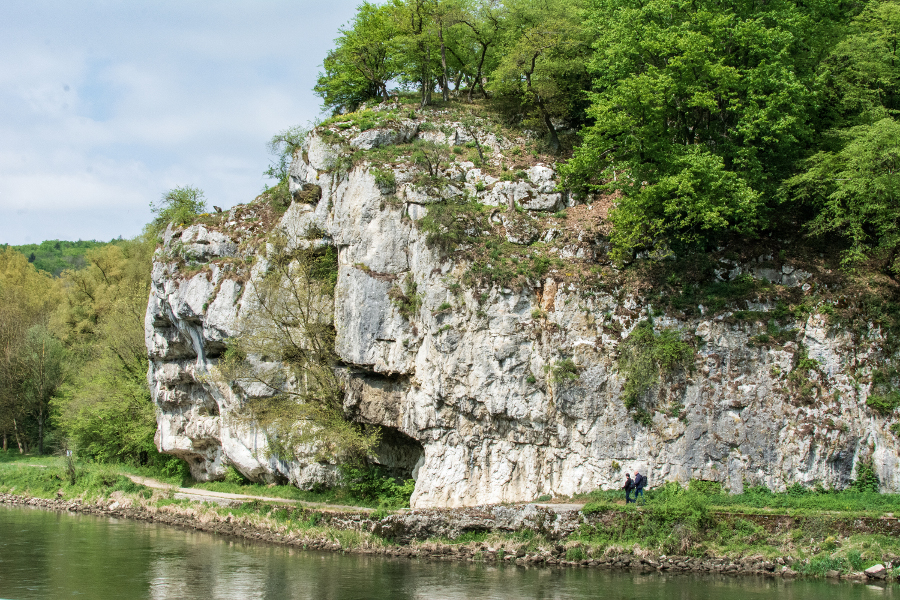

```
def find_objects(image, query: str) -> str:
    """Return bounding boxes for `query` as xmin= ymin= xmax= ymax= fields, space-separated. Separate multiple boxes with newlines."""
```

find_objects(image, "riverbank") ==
xmin=3 ymin=487 xmax=900 ymax=585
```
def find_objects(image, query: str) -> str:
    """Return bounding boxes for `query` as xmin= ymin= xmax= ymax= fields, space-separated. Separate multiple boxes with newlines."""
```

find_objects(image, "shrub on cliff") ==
xmin=217 ymin=235 xmax=379 ymax=465
xmin=618 ymin=321 xmax=693 ymax=424
xmin=149 ymin=186 xmax=206 ymax=236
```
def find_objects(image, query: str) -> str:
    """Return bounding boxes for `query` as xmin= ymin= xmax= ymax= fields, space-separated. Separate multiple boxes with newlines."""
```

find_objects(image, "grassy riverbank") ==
xmin=2 ymin=450 xmax=900 ymax=581
xmin=0 ymin=451 xmax=409 ymax=508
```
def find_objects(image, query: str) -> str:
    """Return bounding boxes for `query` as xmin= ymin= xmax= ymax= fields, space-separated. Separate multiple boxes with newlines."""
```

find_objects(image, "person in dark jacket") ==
xmin=633 ymin=470 xmax=645 ymax=503
xmin=623 ymin=474 xmax=634 ymax=504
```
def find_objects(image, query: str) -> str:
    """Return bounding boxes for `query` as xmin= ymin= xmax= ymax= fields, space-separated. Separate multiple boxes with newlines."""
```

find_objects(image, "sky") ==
xmin=0 ymin=0 xmax=361 ymax=245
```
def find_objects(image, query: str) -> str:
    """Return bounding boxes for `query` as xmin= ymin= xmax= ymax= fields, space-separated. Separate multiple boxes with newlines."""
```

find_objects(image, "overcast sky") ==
xmin=1 ymin=0 xmax=360 ymax=245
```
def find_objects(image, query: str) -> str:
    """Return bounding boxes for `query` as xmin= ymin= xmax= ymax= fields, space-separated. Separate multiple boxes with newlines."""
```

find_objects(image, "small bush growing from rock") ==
xmin=619 ymin=320 xmax=693 ymax=424
xmin=150 ymin=186 xmax=206 ymax=234
xmin=389 ymin=275 xmax=423 ymax=320
xmin=867 ymin=392 xmax=900 ymax=415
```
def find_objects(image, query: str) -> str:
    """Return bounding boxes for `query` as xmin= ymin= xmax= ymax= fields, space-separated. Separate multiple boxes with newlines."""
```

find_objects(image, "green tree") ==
xmin=787 ymin=117 xmax=900 ymax=274
xmin=149 ymin=186 xmax=206 ymax=236
xmin=819 ymin=0 xmax=900 ymax=127
xmin=315 ymin=2 xmax=402 ymax=112
xmin=20 ymin=325 xmax=66 ymax=455
xmin=217 ymin=237 xmax=379 ymax=464
xmin=562 ymin=0 xmax=849 ymax=262
xmin=261 ymin=124 xmax=312 ymax=208
xmin=457 ymin=0 xmax=505 ymax=101
xmin=52 ymin=236 xmax=160 ymax=464
xmin=0 ymin=248 xmax=60 ymax=453
xmin=490 ymin=0 xmax=589 ymax=153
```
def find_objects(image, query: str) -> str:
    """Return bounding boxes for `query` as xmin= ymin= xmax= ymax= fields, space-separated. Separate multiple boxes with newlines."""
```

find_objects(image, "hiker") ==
xmin=633 ymin=470 xmax=646 ymax=503
xmin=623 ymin=473 xmax=634 ymax=504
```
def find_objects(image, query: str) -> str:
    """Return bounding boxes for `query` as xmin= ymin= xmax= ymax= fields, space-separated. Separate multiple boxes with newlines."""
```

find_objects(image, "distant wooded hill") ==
xmin=4 ymin=240 xmax=121 ymax=277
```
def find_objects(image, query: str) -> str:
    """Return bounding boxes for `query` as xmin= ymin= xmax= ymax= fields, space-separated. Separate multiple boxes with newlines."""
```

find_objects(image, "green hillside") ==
xmin=6 ymin=239 xmax=117 ymax=277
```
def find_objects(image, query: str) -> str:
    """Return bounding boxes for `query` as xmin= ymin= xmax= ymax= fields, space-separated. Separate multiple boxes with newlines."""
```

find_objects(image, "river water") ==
xmin=0 ymin=505 xmax=897 ymax=600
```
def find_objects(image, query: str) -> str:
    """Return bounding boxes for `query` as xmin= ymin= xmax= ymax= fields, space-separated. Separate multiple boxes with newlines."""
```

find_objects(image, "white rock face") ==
xmin=147 ymin=124 xmax=900 ymax=507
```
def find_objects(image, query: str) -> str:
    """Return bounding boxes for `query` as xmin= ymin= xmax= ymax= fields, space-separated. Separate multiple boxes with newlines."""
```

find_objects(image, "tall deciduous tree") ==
xmin=819 ymin=0 xmax=900 ymax=127
xmin=52 ymin=236 xmax=159 ymax=464
xmin=788 ymin=118 xmax=900 ymax=274
xmin=315 ymin=2 xmax=402 ymax=113
xmin=490 ymin=0 xmax=589 ymax=153
xmin=562 ymin=0 xmax=849 ymax=263
xmin=20 ymin=325 xmax=65 ymax=455
xmin=0 ymin=248 xmax=60 ymax=453
xmin=458 ymin=0 xmax=505 ymax=101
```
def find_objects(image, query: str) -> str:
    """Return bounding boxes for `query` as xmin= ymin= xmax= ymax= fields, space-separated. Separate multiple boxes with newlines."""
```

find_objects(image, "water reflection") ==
xmin=0 ymin=505 xmax=896 ymax=600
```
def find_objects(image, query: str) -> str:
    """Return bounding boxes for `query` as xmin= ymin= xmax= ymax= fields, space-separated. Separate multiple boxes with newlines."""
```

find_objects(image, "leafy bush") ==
xmin=548 ymin=358 xmax=579 ymax=383
xmin=224 ymin=465 xmax=250 ymax=485
xmin=866 ymin=391 xmax=900 ymax=415
xmin=688 ymin=480 xmax=723 ymax=496
xmin=850 ymin=460 xmax=880 ymax=493
xmin=338 ymin=464 xmax=415 ymax=508
xmin=370 ymin=166 xmax=397 ymax=192
xmin=418 ymin=199 xmax=487 ymax=252
xmin=582 ymin=501 xmax=615 ymax=515
xmin=389 ymin=275 xmax=422 ymax=320
xmin=566 ymin=546 xmax=586 ymax=561
xmin=619 ymin=321 xmax=693 ymax=422
xmin=790 ymin=118 xmax=900 ymax=273
xmin=150 ymin=186 xmax=206 ymax=234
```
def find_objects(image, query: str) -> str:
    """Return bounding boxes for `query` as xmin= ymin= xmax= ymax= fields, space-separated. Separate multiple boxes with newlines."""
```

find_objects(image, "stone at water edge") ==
xmin=825 ymin=570 xmax=840 ymax=579
xmin=865 ymin=564 xmax=886 ymax=579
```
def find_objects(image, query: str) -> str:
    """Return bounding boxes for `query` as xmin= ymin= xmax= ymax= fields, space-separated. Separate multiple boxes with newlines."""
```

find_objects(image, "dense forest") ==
xmin=317 ymin=0 xmax=900 ymax=272
xmin=0 ymin=190 xmax=200 ymax=472
xmin=5 ymin=240 xmax=116 ymax=277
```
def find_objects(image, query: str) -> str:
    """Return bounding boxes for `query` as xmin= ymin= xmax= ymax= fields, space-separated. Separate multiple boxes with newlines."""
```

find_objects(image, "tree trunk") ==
xmin=470 ymin=43 xmax=489 ymax=102
xmin=525 ymin=71 xmax=560 ymax=153
xmin=439 ymin=25 xmax=449 ymax=102
xmin=13 ymin=418 xmax=23 ymax=454
xmin=3 ymin=432 xmax=7 ymax=451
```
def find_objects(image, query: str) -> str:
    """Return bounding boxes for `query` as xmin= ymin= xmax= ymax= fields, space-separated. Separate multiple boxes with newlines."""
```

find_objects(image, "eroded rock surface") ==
xmin=147 ymin=114 xmax=900 ymax=507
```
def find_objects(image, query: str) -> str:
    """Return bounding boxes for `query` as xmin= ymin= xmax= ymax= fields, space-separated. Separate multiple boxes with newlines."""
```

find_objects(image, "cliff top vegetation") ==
xmin=315 ymin=0 xmax=900 ymax=284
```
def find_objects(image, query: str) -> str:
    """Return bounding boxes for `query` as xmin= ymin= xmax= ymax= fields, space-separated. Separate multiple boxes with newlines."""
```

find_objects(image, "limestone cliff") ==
xmin=146 ymin=104 xmax=900 ymax=507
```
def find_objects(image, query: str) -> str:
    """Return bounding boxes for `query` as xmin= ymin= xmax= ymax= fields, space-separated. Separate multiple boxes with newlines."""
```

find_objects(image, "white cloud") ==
xmin=0 ymin=0 xmax=357 ymax=244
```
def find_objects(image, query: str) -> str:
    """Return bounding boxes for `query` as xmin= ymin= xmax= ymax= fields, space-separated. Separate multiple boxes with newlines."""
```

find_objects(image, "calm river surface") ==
xmin=1 ymin=505 xmax=898 ymax=600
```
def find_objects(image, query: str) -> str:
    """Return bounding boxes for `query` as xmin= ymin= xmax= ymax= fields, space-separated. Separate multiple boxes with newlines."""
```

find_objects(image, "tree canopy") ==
xmin=318 ymin=0 xmax=900 ymax=272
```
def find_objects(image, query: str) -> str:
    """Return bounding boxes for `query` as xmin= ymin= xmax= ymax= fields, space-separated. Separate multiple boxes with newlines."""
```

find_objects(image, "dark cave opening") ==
xmin=368 ymin=426 xmax=425 ymax=481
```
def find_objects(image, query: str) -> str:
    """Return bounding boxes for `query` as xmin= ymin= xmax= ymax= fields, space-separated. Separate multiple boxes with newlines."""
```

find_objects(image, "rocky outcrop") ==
xmin=146 ymin=108 xmax=900 ymax=507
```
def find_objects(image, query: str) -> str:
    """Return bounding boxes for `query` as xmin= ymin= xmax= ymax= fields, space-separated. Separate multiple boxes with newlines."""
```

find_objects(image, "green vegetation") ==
xmin=261 ymin=124 xmax=312 ymax=209
xmin=389 ymin=275 xmax=423 ymax=320
xmin=0 ymin=452 xmax=415 ymax=509
xmin=149 ymin=186 xmax=206 ymax=235
xmin=339 ymin=464 xmax=416 ymax=508
xmin=865 ymin=392 xmax=900 ymax=415
xmin=0 ymin=219 xmax=184 ymax=470
xmin=7 ymin=240 xmax=111 ymax=276
xmin=618 ymin=321 xmax=693 ymax=424
xmin=547 ymin=358 xmax=579 ymax=383
xmin=0 ymin=453 xmax=152 ymax=499
xmin=316 ymin=0 xmax=588 ymax=151
xmin=218 ymin=235 xmax=378 ymax=465
xmin=573 ymin=478 xmax=900 ymax=567
xmin=317 ymin=0 xmax=900 ymax=273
